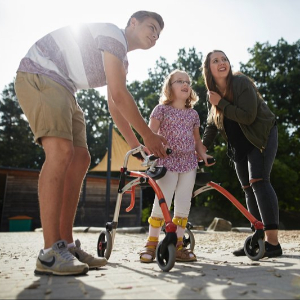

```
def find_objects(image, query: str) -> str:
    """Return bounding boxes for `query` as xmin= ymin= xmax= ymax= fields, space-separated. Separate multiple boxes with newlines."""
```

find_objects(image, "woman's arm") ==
xmin=202 ymin=121 xmax=218 ymax=149
xmin=216 ymin=77 xmax=258 ymax=125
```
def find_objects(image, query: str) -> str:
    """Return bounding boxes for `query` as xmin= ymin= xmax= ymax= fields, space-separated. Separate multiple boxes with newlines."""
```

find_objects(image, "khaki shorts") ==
xmin=14 ymin=72 xmax=87 ymax=148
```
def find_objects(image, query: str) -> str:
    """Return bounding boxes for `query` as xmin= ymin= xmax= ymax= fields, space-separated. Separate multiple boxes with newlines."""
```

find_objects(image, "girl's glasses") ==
xmin=171 ymin=80 xmax=192 ymax=86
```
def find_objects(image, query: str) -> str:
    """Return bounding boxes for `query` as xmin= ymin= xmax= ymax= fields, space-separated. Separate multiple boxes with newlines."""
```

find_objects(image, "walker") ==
xmin=186 ymin=158 xmax=265 ymax=261
xmin=96 ymin=145 xmax=177 ymax=272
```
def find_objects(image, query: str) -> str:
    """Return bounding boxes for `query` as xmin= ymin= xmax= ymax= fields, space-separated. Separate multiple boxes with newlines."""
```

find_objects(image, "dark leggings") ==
xmin=234 ymin=125 xmax=279 ymax=230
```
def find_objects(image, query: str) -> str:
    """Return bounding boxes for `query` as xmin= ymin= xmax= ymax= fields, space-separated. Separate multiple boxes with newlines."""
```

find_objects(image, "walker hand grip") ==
xmin=132 ymin=152 xmax=144 ymax=160
xmin=198 ymin=157 xmax=216 ymax=167
xmin=149 ymin=148 xmax=172 ymax=161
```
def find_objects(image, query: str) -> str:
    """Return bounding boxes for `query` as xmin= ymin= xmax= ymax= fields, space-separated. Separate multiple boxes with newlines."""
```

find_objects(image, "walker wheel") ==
xmin=183 ymin=227 xmax=195 ymax=251
xmin=244 ymin=235 xmax=265 ymax=261
xmin=97 ymin=230 xmax=113 ymax=260
xmin=156 ymin=241 xmax=176 ymax=272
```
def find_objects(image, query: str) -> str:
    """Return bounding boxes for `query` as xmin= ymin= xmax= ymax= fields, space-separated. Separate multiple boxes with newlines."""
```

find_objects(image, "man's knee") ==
xmin=81 ymin=149 xmax=91 ymax=168
xmin=42 ymin=137 xmax=75 ymax=164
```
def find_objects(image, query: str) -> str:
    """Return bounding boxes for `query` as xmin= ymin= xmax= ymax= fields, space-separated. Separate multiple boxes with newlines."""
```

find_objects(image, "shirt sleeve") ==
xmin=150 ymin=105 xmax=164 ymax=122
xmin=193 ymin=110 xmax=200 ymax=128
xmin=93 ymin=23 xmax=127 ymax=63
xmin=217 ymin=76 xmax=258 ymax=125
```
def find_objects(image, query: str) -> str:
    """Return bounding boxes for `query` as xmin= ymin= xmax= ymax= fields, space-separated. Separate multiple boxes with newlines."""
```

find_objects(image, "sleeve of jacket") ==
xmin=202 ymin=101 xmax=218 ymax=149
xmin=217 ymin=76 xmax=258 ymax=125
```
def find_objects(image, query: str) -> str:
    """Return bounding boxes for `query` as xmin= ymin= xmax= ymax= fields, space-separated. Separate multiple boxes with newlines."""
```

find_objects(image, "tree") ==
xmin=0 ymin=84 xmax=110 ymax=170
xmin=1 ymin=39 xmax=299 ymax=219
xmin=128 ymin=47 xmax=208 ymax=132
xmin=240 ymin=38 xmax=300 ymax=211
xmin=76 ymin=89 xmax=110 ymax=168
xmin=0 ymin=82 xmax=44 ymax=168
xmin=240 ymin=38 xmax=300 ymax=133
xmin=129 ymin=42 xmax=300 ymax=221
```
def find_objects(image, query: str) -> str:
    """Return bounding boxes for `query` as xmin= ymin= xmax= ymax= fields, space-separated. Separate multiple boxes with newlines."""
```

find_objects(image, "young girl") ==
xmin=139 ymin=69 xmax=213 ymax=263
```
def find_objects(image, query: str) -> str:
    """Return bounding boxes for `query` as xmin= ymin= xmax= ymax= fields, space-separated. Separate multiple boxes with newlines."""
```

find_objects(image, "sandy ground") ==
xmin=0 ymin=229 xmax=300 ymax=299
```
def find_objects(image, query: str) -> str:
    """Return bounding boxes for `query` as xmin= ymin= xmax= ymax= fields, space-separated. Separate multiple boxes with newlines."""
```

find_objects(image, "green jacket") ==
xmin=202 ymin=75 xmax=276 ymax=152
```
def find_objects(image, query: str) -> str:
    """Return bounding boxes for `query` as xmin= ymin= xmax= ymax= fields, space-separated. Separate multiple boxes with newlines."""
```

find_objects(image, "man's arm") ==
xmin=103 ymin=51 xmax=167 ymax=157
xmin=107 ymin=87 xmax=140 ymax=149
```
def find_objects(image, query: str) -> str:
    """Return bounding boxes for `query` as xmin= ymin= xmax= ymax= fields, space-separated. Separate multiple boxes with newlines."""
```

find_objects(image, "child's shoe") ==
xmin=139 ymin=237 xmax=158 ymax=263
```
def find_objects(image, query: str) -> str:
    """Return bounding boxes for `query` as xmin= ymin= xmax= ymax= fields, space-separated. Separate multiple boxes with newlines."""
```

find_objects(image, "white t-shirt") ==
xmin=17 ymin=23 xmax=128 ymax=95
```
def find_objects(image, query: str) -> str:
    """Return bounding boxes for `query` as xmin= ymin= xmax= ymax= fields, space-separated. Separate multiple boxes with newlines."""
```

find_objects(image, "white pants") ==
xmin=151 ymin=169 xmax=197 ymax=219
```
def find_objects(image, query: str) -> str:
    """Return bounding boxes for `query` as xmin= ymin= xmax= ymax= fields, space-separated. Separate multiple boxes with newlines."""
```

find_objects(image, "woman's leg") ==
xmin=235 ymin=158 xmax=261 ymax=224
xmin=248 ymin=125 xmax=280 ymax=245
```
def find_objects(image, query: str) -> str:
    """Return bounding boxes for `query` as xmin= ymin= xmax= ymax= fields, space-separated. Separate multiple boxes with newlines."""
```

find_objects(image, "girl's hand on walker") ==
xmin=199 ymin=156 xmax=216 ymax=167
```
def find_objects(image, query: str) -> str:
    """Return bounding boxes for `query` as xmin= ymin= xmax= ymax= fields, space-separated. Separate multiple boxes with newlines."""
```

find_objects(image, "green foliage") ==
xmin=240 ymin=38 xmax=300 ymax=211
xmin=76 ymin=89 xmax=111 ymax=168
xmin=128 ymin=47 xmax=208 ymax=134
xmin=0 ymin=82 xmax=44 ymax=168
xmin=1 ymin=39 xmax=299 ymax=219
xmin=141 ymin=206 xmax=151 ymax=224
xmin=138 ymin=41 xmax=300 ymax=220
xmin=240 ymin=38 xmax=300 ymax=132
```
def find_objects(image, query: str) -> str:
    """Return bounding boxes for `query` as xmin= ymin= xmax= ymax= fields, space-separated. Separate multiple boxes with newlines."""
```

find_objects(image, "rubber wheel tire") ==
xmin=97 ymin=230 xmax=113 ymax=260
xmin=155 ymin=241 xmax=176 ymax=272
xmin=183 ymin=228 xmax=195 ymax=251
xmin=244 ymin=235 xmax=265 ymax=261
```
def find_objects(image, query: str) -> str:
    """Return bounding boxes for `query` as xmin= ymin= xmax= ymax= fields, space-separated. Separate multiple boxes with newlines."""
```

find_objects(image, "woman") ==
xmin=201 ymin=50 xmax=282 ymax=258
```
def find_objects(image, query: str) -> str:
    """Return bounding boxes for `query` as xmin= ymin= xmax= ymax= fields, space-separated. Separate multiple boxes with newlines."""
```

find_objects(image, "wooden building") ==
xmin=0 ymin=167 xmax=143 ymax=232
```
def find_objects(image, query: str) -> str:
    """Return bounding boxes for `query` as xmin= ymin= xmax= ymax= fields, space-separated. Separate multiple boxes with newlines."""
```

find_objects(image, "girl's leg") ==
xmin=140 ymin=172 xmax=178 ymax=262
xmin=139 ymin=216 xmax=165 ymax=263
xmin=173 ymin=169 xmax=197 ymax=261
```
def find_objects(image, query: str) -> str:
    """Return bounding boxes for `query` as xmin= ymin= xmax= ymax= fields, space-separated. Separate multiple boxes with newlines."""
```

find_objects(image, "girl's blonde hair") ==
xmin=159 ymin=69 xmax=199 ymax=108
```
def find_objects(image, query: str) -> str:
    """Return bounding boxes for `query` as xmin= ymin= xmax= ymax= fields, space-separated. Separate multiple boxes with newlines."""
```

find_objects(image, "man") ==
xmin=14 ymin=11 xmax=166 ymax=276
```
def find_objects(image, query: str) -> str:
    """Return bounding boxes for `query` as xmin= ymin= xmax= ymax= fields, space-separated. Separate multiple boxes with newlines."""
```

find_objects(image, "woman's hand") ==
xmin=207 ymin=91 xmax=221 ymax=106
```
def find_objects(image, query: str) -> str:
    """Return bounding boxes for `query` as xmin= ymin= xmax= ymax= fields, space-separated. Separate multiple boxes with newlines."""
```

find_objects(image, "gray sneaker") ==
xmin=35 ymin=240 xmax=89 ymax=276
xmin=69 ymin=239 xmax=107 ymax=269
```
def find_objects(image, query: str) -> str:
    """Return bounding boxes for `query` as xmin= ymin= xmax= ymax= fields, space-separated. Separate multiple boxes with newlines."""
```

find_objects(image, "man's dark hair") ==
xmin=126 ymin=11 xmax=164 ymax=30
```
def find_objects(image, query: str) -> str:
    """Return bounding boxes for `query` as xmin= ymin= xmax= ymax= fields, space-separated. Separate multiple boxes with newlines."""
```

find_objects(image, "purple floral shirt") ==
xmin=150 ymin=104 xmax=200 ymax=173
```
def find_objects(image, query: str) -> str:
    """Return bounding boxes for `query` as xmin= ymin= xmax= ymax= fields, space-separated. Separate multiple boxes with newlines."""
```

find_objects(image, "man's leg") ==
xmin=60 ymin=146 xmax=91 ymax=243
xmin=60 ymin=146 xmax=108 ymax=268
xmin=38 ymin=137 xmax=75 ymax=249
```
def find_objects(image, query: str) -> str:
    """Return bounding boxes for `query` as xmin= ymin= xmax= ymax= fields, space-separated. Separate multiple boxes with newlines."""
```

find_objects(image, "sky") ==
xmin=0 ymin=0 xmax=299 ymax=98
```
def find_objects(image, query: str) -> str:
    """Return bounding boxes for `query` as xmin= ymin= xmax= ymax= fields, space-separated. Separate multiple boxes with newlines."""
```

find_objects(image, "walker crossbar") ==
xmin=191 ymin=160 xmax=266 ymax=260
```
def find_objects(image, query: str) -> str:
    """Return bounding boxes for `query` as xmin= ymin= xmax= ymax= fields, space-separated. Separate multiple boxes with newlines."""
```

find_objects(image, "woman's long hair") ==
xmin=201 ymin=50 xmax=234 ymax=129
xmin=159 ymin=69 xmax=198 ymax=108
xmin=201 ymin=51 xmax=263 ymax=129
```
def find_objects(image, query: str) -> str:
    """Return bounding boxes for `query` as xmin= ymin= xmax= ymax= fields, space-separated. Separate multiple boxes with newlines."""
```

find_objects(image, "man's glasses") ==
xmin=171 ymin=80 xmax=192 ymax=86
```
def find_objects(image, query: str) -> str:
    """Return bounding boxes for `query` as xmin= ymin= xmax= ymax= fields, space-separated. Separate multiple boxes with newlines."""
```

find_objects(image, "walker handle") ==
xmin=198 ymin=157 xmax=216 ymax=167
xmin=149 ymin=148 xmax=172 ymax=161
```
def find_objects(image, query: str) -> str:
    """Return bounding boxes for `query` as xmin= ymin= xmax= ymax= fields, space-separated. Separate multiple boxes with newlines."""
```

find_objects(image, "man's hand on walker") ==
xmin=144 ymin=133 xmax=168 ymax=158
